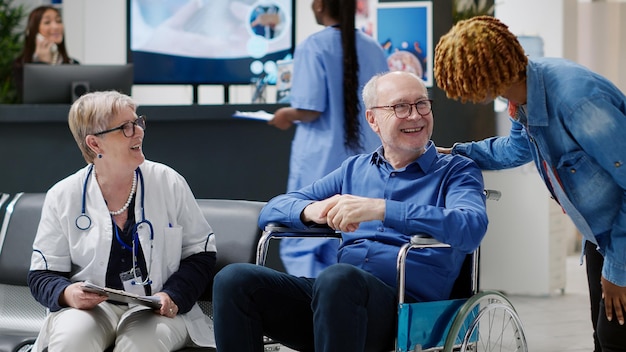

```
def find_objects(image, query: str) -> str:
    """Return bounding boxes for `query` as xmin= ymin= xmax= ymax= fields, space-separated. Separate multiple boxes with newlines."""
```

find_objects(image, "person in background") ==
xmin=269 ymin=0 xmax=388 ymax=278
xmin=13 ymin=5 xmax=79 ymax=102
xmin=213 ymin=71 xmax=488 ymax=352
xmin=434 ymin=16 xmax=626 ymax=352
xmin=28 ymin=91 xmax=217 ymax=351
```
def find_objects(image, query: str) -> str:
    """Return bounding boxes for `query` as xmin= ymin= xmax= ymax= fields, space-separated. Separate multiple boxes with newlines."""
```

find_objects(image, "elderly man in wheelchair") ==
xmin=212 ymin=71 xmax=526 ymax=352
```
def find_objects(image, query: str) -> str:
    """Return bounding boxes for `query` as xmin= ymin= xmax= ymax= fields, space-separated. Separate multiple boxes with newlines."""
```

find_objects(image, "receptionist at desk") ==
xmin=13 ymin=5 xmax=79 ymax=103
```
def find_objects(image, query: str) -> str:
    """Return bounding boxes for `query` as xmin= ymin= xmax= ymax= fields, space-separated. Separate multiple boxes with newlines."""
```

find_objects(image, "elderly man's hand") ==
xmin=302 ymin=194 xmax=385 ymax=232
xmin=325 ymin=195 xmax=385 ymax=232
xmin=302 ymin=194 xmax=342 ymax=225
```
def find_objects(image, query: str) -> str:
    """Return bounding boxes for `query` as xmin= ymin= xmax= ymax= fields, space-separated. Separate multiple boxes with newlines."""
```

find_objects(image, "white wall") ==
xmin=496 ymin=0 xmax=626 ymax=92
xmin=576 ymin=1 xmax=626 ymax=92
xmin=295 ymin=1 xmax=323 ymax=43
xmin=16 ymin=0 xmax=49 ymax=13
xmin=495 ymin=0 xmax=567 ymax=58
xmin=64 ymin=0 xmax=126 ymax=64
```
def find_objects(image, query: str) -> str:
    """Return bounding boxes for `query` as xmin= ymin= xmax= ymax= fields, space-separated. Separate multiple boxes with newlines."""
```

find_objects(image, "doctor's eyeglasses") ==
xmin=93 ymin=115 xmax=147 ymax=138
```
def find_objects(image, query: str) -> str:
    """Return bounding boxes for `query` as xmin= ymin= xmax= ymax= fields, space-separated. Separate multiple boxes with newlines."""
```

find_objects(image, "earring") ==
xmin=97 ymin=154 xmax=102 ymax=159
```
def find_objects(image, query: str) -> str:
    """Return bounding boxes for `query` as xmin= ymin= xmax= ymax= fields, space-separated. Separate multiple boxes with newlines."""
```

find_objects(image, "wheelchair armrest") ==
xmin=263 ymin=222 xmax=339 ymax=236
xmin=256 ymin=223 xmax=342 ymax=266
xmin=410 ymin=234 xmax=451 ymax=247
xmin=397 ymin=235 xmax=453 ymax=303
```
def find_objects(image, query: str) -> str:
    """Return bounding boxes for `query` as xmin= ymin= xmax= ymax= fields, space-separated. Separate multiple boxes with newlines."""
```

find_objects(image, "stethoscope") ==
xmin=76 ymin=164 xmax=154 ymax=285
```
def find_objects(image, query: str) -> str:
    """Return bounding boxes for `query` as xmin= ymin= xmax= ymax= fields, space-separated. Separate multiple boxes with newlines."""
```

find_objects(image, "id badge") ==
xmin=120 ymin=268 xmax=147 ymax=296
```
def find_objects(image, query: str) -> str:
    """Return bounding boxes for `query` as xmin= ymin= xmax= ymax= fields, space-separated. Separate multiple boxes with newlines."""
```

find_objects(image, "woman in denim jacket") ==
xmin=434 ymin=16 xmax=626 ymax=352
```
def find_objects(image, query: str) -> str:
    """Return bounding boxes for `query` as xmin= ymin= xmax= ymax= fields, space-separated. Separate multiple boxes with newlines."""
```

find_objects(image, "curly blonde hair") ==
xmin=434 ymin=16 xmax=527 ymax=103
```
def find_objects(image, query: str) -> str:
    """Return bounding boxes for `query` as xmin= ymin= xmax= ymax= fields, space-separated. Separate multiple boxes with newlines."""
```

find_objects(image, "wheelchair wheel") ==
xmin=443 ymin=291 xmax=527 ymax=352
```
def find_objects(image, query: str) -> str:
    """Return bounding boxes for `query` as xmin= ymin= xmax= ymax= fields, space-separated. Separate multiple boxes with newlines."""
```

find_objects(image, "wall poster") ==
xmin=375 ymin=1 xmax=433 ymax=87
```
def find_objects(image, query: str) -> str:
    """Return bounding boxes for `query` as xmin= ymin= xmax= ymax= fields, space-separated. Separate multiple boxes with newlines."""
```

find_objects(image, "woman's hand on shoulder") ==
xmin=437 ymin=146 xmax=453 ymax=154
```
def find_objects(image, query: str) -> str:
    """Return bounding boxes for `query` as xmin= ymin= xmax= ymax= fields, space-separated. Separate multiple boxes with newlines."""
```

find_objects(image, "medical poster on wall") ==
xmin=375 ymin=1 xmax=433 ymax=87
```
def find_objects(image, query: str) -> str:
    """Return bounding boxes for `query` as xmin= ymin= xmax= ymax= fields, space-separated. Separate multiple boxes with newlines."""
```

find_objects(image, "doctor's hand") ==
xmin=154 ymin=292 xmax=179 ymax=318
xmin=602 ymin=276 xmax=626 ymax=325
xmin=60 ymin=282 xmax=108 ymax=310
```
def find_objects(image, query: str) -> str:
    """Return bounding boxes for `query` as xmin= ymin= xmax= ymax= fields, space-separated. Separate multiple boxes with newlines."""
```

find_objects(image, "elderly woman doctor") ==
xmin=27 ymin=91 xmax=217 ymax=351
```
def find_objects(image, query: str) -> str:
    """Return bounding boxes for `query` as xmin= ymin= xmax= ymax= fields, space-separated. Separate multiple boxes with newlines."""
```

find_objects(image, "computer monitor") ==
xmin=128 ymin=0 xmax=295 ymax=85
xmin=22 ymin=64 xmax=134 ymax=104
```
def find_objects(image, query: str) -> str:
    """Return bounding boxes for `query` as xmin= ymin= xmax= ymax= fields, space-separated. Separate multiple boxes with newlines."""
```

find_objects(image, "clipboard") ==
xmin=81 ymin=281 xmax=162 ymax=309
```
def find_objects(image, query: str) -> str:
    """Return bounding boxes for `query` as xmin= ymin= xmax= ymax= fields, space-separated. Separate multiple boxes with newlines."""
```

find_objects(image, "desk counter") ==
xmin=0 ymin=104 xmax=292 ymax=201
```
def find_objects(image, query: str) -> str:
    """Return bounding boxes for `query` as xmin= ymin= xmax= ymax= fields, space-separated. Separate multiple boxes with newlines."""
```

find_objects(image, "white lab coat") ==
xmin=30 ymin=160 xmax=217 ymax=348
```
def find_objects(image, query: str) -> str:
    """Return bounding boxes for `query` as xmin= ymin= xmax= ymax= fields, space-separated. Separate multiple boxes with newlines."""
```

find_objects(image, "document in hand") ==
xmin=232 ymin=110 xmax=274 ymax=121
xmin=81 ymin=281 xmax=162 ymax=309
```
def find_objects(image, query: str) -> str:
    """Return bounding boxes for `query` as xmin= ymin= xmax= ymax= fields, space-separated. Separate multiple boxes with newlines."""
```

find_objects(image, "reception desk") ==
xmin=1 ymin=98 xmax=494 ymax=201
xmin=0 ymin=104 xmax=293 ymax=201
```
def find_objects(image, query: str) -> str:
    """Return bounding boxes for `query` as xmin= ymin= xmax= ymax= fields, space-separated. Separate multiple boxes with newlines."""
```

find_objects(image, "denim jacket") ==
xmin=452 ymin=57 xmax=626 ymax=286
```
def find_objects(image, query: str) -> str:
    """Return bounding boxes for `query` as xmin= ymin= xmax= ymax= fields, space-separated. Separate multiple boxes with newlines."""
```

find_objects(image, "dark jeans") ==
xmin=212 ymin=263 xmax=397 ymax=352
xmin=585 ymin=240 xmax=626 ymax=352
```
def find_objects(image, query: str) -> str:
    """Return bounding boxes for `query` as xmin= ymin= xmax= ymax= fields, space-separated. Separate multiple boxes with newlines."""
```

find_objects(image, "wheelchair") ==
xmin=255 ymin=190 xmax=528 ymax=352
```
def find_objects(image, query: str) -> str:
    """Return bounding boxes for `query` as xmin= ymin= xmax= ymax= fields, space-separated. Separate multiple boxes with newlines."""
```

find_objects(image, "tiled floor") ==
xmin=507 ymin=255 xmax=595 ymax=351
xmin=278 ymin=255 xmax=595 ymax=352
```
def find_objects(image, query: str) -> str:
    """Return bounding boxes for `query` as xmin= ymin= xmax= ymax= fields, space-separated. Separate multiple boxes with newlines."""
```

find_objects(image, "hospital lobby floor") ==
xmin=507 ymin=255 xmax=595 ymax=351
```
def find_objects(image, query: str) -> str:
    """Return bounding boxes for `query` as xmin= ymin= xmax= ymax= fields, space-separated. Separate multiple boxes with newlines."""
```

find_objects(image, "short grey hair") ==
xmin=361 ymin=72 xmax=386 ymax=109
xmin=68 ymin=91 xmax=136 ymax=164
xmin=362 ymin=71 xmax=427 ymax=109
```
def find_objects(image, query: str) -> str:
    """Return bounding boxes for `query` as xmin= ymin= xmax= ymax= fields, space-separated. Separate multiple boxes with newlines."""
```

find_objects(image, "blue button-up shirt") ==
xmin=259 ymin=142 xmax=488 ymax=301
xmin=453 ymin=57 xmax=626 ymax=286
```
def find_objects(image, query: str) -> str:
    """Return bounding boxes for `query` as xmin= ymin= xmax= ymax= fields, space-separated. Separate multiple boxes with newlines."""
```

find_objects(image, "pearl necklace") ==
xmin=95 ymin=169 xmax=137 ymax=216
xmin=110 ymin=171 xmax=137 ymax=216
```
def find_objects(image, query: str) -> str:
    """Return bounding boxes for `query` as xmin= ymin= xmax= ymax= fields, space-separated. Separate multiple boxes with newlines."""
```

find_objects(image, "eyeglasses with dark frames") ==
xmin=93 ymin=115 xmax=146 ymax=138
xmin=370 ymin=100 xmax=433 ymax=119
